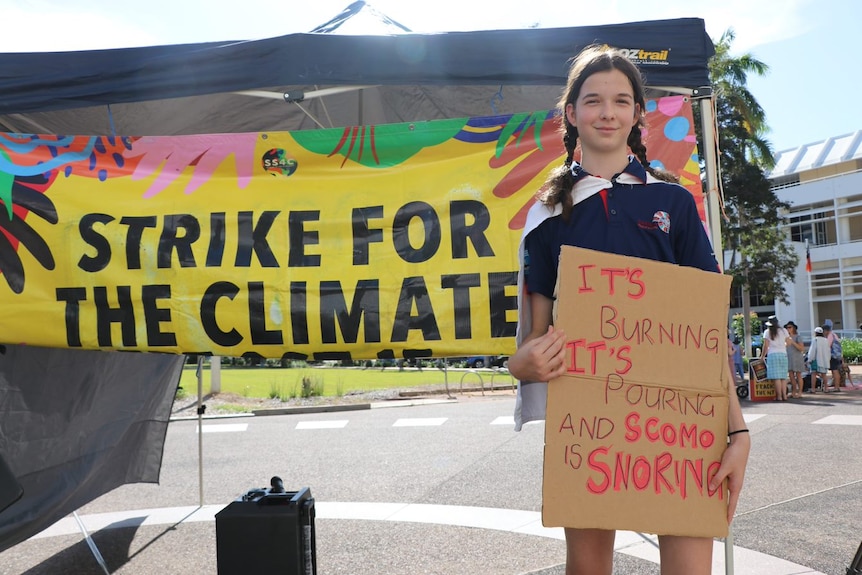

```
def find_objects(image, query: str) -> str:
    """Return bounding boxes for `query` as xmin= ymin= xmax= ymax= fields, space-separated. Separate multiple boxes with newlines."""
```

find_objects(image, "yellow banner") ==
xmin=0 ymin=98 xmax=702 ymax=360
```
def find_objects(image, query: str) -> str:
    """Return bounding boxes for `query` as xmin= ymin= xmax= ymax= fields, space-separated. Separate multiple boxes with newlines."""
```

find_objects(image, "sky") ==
xmin=0 ymin=0 xmax=857 ymax=153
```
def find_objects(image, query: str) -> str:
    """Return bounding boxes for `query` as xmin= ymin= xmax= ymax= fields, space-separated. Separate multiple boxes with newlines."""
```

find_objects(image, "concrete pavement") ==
xmin=1 ymin=379 xmax=861 ymax=574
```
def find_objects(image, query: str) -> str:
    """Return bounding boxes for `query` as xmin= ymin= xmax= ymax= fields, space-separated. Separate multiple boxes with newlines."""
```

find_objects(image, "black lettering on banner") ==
xmin=120 ymin=215 xmax=157 ymax=269
xmin=391 ymin=276 xmax=441 ymax=342
xmin=142 ymin=284 xmax=177 ymax=346
xmin=290 ymin=281 xmax=309 ymax=345
xmin=200 ymin=281 xmax=243 ymax=347
xmin=56 ymin=287 xmax=87 ymax=346
xmin=236 ymin=211 xmax=279 ymax=268
xmin=94 ymin=285 xmax=136 ymax=346
xmin=319 ymin=279 xmax=381 ymax=344
xmin=288 ymin=211 xmax=321 ymax=267
xmin=450 ymin=200 xmax=494 ymax=258
xmin=78 ymin=213 xmax=115 ymax=272
xmin=248 ymin=281 xmax=283 ymax=345
xmin=441 ymin=273 xmax=481 ymax=339
xmin=392 ymin=202 xmax=440 ymax=263
xmin=206 ymin=212 xmax=227 ymax=267
xmin=352 ymin=206 xmax=384 ymax=265
xmin=488 ymin=271 xmax=518 ymax=337
xmin=158 ymin=214 xmax=200 ymax=268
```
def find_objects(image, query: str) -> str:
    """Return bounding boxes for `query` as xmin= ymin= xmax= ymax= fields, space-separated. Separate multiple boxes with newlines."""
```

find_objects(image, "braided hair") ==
xmin=539 ymin=45 xmax=677 ymax=220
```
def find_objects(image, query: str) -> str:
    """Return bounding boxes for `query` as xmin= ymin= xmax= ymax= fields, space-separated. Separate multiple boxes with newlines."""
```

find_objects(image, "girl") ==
xmin=761 ymin=315 xmax=790 ymax=400
xmin=508 ymin=45 xmax=750 ymax=575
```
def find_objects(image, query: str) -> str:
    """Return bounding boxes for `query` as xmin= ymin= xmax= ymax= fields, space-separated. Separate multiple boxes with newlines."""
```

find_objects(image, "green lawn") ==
xmin=178 ymin=364 xmax=514 ymax=400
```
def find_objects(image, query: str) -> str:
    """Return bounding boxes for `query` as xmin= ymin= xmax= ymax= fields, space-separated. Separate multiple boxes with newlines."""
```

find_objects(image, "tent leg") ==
xmin=73 ymin=511 xmax=110 ymax=575
xmin=196 ymin=356 xmax=205 ymax=507
xmin=697 ymin=93 xmax=725 ymax=263
xmin=724 ymin=524 xmax=735 ymax=574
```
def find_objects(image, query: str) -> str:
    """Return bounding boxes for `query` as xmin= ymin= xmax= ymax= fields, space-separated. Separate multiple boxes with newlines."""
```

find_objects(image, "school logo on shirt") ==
xmin=652 ymin=211 xmax=670 ymax=233
xmin=637 ymin=211 xmax=671 ymax=233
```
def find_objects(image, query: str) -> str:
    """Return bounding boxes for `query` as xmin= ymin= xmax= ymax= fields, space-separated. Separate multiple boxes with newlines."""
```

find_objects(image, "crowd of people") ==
xmin=731 ymin=315 xmax=853 ymax=399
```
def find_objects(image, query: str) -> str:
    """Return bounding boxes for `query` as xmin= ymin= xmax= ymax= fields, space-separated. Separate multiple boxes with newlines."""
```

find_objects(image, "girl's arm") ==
xmin=710 ymin=360 xmax=751 ymax=523
xmin=508 ymin=292 xmax=569 ymax=383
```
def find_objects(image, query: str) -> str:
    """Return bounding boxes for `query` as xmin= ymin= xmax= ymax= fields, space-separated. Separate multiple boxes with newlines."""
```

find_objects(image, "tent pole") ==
xmin=697 ymin=89 xmax=734 ymax=575
xmin=196 ymin=356 xmax=205 ymax=507
xmin=697 ymin=91 xmax=725 ymax=265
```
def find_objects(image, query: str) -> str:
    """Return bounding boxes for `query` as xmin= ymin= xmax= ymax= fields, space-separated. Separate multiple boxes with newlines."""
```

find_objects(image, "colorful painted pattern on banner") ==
xmin=0 ymin=96 xmax=704 ymax=360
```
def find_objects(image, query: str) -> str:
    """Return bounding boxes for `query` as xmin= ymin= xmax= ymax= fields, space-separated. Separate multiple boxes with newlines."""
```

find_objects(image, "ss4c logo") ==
xmin=261 ymin=148 xmax=298 ymax=176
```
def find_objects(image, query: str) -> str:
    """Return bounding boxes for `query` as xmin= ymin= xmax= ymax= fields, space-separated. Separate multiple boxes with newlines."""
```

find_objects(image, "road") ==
xmin=1 ymin=389 xmax=861 ymax=574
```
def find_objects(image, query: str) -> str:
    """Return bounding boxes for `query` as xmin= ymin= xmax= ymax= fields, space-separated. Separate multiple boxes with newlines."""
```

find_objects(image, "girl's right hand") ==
xmin=508 ymin=326 xmax=569 ymax=382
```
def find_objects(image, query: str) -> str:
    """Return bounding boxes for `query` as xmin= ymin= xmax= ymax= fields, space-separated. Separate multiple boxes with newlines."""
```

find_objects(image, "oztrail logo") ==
xmin=604 ymin=45 xmax=671 ymax=66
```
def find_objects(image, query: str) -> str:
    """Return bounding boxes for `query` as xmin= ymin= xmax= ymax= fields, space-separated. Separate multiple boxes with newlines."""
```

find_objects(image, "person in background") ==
xmin=508 ymin=44 xmax=749 ymax=575
xmin=784 ymin=321 xmax=805 ymax=398
xmin=809 ymin=326 xmax=830 ymax=392
xmin=761 ymin=315 xmax=790 ymax=401
xmin=727 ymin=333 xmax=736 ymax=384
xmin=732 ymin=337 xmax=745 ymax=383
xmin=822 ymin=324 xmax=843 ymax=392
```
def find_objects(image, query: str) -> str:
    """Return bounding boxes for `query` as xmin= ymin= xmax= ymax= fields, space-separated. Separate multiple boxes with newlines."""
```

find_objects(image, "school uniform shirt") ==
xmin=513 ymin=157 xmax=719 ymax=430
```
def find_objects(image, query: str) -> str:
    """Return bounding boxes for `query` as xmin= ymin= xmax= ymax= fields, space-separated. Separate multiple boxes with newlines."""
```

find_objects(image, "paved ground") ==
xmin=1 ymin=372 xmax=861 ymax=575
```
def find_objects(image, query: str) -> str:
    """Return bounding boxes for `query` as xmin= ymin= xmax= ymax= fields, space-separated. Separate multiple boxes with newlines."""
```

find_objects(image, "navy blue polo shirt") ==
xmin=524 ymin=159 xmax=719 ymax=300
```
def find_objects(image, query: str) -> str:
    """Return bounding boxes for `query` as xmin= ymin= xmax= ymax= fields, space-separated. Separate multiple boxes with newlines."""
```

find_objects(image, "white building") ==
xmin=737 ymin=130 xmax=862 ymax=337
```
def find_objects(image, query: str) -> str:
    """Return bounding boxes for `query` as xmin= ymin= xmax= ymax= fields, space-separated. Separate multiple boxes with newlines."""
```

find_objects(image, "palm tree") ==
xmin=709 ymin=29 xmax=774 ymax=169
xmin=709 ymin=29 xmax=797 ymax=364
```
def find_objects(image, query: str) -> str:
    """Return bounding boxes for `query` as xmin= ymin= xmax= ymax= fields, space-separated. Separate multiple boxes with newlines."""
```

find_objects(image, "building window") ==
xmin=730 ymin=278 xmax=771 ymax=308
xmin=788 ymin=210 xmax=832 ymax=246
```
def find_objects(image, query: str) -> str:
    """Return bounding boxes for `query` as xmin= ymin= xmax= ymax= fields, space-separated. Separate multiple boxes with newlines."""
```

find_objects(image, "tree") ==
xmin=707 ymin=30 xmax=799 ymax=306
xmin=710 ymin=30 xmax=773 ymax=169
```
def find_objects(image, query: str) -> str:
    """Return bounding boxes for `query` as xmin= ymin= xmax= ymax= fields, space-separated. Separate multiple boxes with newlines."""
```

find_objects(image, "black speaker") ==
xmin=215 ymin=478 xmax=316 ymax=575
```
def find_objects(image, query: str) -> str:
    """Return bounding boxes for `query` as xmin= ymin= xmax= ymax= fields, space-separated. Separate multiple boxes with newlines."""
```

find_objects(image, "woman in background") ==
xmin=784 ymin=321 xmax=805 ymax=398
xmin=761 ymin=315 xmax=790 ymax=401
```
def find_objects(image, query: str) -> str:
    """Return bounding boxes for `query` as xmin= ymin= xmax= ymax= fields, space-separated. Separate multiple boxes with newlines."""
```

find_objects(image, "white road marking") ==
xmin=743 ymin=414 xmax=766 ymax=423
xmin=812 ymin=415 xmax=862 ymax=426
xmin=491 ymin=416 xmax=515 ymax=425
xmin=392 ymin=417 xmax=447 ymax=427
xmin=196 ymin=423 xmax=248 ymax=433
xmin=295 ymin=420 xmax=349 ymax=429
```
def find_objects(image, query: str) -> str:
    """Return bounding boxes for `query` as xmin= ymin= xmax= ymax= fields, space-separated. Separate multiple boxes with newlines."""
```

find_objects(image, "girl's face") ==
xmin=565 ymin=68 xmax=640 ymax=157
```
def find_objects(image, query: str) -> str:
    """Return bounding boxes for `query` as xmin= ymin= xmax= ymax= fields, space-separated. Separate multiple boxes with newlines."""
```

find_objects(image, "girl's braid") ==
xmin=628 ymin=125 xmax=678 ymax=183
xmin=539 ymin=122 xmax=578 ymax=220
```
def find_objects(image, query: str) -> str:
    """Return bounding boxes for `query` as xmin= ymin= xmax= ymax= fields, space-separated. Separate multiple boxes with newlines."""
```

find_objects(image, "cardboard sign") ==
xmin=542 ymin=246 xmax=732 ymax=538
xmin=748 ymin=358 xmax=775 ymax=401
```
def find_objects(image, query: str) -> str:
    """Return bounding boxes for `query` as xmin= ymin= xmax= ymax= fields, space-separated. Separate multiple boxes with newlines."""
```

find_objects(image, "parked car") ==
xmin=464 ymin=355 xmax=509 ymax=369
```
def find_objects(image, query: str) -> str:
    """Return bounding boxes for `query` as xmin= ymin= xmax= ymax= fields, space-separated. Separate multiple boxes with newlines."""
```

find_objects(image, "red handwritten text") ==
xmin=623 ymin=412 xmax=716 ymax=450
xmin=586 ymin=446 xmax=723 ymax=500
xmin=576 ymin=264 xmax=645 ymax=299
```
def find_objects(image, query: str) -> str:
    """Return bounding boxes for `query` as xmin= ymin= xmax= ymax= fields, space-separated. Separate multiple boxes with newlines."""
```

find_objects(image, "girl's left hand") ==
xmin=709 ymin=432 xmax=751 ymax=524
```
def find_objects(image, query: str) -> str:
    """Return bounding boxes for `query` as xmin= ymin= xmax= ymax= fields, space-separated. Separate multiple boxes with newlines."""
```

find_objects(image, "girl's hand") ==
xmin=508 ymin=326 xmax=569 ymax=382
xmin=709 ymin=432 xmax=751 ymax=524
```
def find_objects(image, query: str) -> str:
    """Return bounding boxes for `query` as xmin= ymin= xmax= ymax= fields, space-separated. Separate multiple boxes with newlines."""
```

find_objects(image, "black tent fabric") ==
xmin=0 ymin=345 xmax=185 ymax=553
xmin=0 ymin=18 xmax=714 ymax=136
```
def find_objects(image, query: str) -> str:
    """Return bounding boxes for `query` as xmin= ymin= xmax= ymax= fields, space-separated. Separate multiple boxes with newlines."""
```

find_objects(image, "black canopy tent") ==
xmin=0 ymin=16 xmax=723 ymax=248
xmin=1 ymin=18 xmax=714 ymax=132
xmin=0 ymin=15 xmax=723 ymax=246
